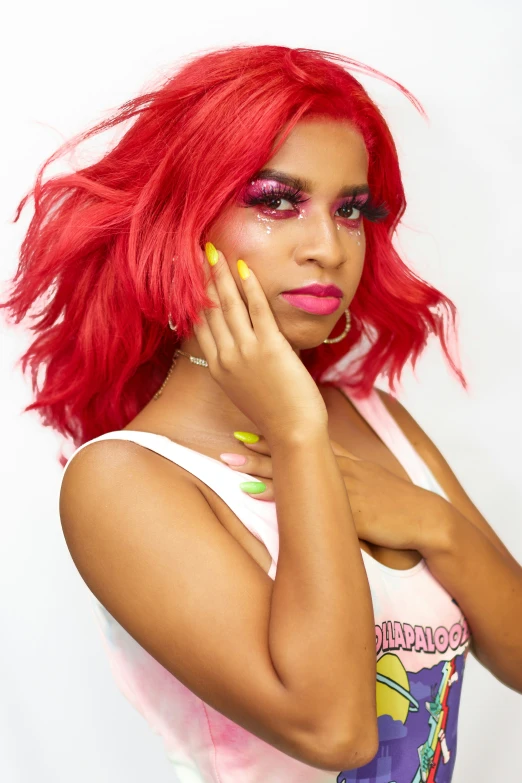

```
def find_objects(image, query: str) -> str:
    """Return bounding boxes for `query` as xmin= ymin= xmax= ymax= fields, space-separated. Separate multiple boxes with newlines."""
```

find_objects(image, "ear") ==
xmin=329 ymin=438 xmax=363 ymax=461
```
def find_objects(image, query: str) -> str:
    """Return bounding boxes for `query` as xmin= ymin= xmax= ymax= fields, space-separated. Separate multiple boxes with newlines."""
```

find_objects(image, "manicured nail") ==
xmin=233 ymin=431 xmax=259 ymax=444
xmin=205 ymin=242 xmax=219 ymax=266
xmin=220 ymin=453 xmax=247 ymax=466
xmin=239 ymin=481 xmax=266 ymax=494
xmin=237 ymin=259 xmax=250 ymax=280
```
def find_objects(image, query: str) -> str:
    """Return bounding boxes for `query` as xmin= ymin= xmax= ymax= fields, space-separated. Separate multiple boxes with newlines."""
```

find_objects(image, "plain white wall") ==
xmin=1 ymin=1 xmax=521 ymax=780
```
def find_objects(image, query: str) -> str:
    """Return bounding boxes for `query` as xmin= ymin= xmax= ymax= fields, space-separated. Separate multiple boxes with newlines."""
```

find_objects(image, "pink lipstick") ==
xmin=283 ymin=282 xmax=343 ymax=297
xmin=281 ymin=293 xmax=342 ymax=315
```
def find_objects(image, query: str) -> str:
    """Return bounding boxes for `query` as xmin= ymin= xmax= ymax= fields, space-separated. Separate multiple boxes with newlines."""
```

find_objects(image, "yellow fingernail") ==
xmin=205 ymin=242 xmax=219 ymax=266
xmin=237 ymin=259 xmax=250 ymax=280
xmin=233 ymin=431 xmax=259 ymax=444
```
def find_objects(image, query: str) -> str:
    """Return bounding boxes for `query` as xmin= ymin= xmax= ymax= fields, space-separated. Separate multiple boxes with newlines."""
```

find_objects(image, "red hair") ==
xmin=1 ymin=45 xmax=467 ymax=464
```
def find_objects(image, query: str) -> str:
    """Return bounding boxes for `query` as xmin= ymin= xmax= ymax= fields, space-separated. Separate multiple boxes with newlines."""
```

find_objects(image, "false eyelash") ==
xmin=244 ymin=184 xmax=390 ymax=223
xmin=243 ymin=183 xmax=310 ymax=207
xmin=347 ymin=197 xmax=391 ymax=223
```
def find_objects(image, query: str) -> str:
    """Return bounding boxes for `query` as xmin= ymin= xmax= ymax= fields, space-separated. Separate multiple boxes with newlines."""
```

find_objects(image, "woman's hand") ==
xmin=220 ymin=433 xmax=444 ymax=553
xmin=193 ymin=243 xmax=328 ymax=440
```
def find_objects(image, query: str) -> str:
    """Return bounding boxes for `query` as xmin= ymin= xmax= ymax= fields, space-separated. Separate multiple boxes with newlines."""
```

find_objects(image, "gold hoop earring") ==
xmin=322 ymin=308 xmax=351 ymax=344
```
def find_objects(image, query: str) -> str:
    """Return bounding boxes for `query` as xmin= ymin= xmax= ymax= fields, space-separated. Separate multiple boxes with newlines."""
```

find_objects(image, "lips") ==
xmin=281 ymin=293 xmax=342 ymax=315
xmin=282 ymin=283 xmax=344 ymax=297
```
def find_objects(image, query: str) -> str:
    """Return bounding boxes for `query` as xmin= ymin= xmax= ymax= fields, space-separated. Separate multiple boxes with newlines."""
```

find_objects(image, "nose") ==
xmin=295 ymin=210 xmax=350 ymax=269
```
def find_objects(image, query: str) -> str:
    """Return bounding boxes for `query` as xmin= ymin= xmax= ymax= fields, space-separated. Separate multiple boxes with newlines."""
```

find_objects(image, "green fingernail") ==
xmin=239 ymin=481 xmax=266 ymax=494
xmin=233 ymin=431 xmax=259 ymax=444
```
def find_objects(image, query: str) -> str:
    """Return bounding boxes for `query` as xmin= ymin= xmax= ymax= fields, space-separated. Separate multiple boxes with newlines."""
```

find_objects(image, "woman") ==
xmin=3 ymin=45 xmax=521 ymax=781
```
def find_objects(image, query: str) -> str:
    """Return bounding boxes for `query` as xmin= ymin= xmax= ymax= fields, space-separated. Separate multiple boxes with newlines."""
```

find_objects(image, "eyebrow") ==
xmin=252 ymin=168 xmax=371 ymax=199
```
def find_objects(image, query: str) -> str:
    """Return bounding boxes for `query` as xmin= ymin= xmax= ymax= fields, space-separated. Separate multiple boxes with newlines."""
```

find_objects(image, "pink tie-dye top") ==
xmin=60 ymin=384 xmax=471 ymax=782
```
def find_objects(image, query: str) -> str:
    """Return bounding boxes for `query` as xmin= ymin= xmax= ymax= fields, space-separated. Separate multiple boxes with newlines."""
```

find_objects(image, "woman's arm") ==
xmin=267 ymin=425 xmax=379 ymax=766
xmin=378 ymin=390 xmax=522 ymax=691
xmin=422 ymin=500 xmax=522 ymax=693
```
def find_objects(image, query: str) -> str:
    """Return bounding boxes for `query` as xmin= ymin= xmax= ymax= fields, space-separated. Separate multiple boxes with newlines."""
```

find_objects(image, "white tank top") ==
xmin=59 ymin=383 xmax=471 ymax=782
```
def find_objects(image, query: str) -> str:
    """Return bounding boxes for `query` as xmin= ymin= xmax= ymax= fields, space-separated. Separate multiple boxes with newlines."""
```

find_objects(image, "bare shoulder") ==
xmin=375 ymin=385 xmax=477 ymax=487
xmin=60 ymin=436 xmax=193 ymax=520
xmin=374 ymin=388 xmax=425 ymax=450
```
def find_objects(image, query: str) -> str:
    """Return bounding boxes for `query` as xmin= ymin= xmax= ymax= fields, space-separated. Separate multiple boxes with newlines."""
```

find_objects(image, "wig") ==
xmin=1 ymin=44 xmax=467 ymax=464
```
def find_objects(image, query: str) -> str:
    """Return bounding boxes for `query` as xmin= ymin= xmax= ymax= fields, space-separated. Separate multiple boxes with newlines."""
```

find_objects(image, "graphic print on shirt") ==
xmin=336 ymin=612 xmax=471 ymax=783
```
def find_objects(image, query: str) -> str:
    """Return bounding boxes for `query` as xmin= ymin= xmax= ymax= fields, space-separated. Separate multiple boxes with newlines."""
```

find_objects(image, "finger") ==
xmin=219 ymin=451 xmax=273 ymax=479
xmin=198 ymin=248 xmax=236 ymax=351
xmin=238 ymin=476 xmax=274 ymax=502
xmin=205 ymin=244 xmax=254 ymax=345
xmin=232 ymin=431 xmax=271 ymax=455
xmin=230 ymin=255 xmax=282 ymax=343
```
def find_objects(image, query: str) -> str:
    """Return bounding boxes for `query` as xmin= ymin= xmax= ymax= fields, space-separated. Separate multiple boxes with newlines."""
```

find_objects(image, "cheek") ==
xmin=207 ymin=208 xmax=245 ymax=251
xmin=207 ymin=207 xmax=283 ymax=262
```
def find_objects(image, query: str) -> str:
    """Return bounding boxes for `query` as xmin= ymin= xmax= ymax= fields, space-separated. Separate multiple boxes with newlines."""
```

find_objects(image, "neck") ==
xmin=143 ymin=335 xmax=303 ymax=449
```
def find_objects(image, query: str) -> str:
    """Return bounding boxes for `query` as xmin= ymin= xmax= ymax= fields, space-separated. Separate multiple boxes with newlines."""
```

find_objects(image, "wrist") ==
xmin=265 ymin=423 xmax=330 ymax=451
xmin=419 ymin=494 xmax=458 ymax=559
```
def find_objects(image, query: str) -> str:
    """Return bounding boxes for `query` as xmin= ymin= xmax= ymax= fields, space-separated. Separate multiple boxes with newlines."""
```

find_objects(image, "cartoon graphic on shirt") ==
xmin=336 ymin=618 xmax=471 ymax=783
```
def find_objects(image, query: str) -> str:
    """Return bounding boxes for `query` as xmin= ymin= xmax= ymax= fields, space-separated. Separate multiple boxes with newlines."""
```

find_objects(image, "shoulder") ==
xmin=374 ymin=387 xmax=458 ymax=488
xmin=61 ymin=436 xmax=159 ymax=490
xmin=374 ymin=388 xmax=430 ymax=456
xmin=374 ymin=387 xmax=461 ymax=504
xmin=59 ymin=436 xmax=194 ymax=530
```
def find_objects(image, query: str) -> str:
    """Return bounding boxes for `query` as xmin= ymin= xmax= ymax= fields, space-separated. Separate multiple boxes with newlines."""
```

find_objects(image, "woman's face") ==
xmin=206 ymin=118 xmax=370 ymax=351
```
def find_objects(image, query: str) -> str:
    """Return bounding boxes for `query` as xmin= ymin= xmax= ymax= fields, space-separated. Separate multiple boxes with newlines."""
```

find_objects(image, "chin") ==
xmin=281 ymin=330 xmax=329 ymax=352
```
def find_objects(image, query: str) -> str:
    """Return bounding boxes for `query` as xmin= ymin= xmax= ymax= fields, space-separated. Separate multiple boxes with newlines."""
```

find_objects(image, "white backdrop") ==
xmin=1 ymin=1 xmax=521 ymax=780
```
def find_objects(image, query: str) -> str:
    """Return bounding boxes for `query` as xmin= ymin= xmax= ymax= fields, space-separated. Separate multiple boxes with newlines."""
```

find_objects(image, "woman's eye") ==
xmin=254 ymin=195 xmax=363 ymax=220
xmin=263 ymin=196 xmax=294 ymax=210
xmin=338 ymin=204 xmax=361 ymax=220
